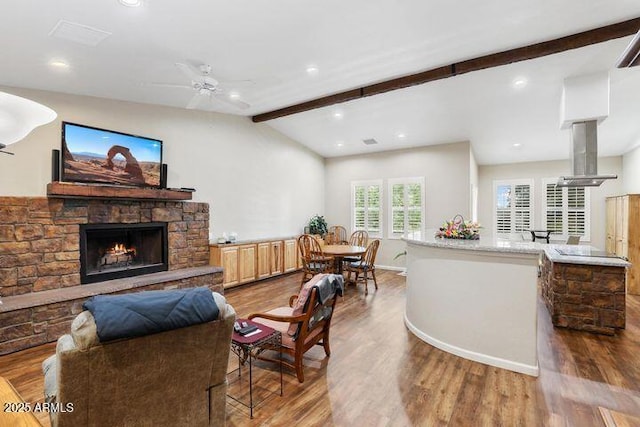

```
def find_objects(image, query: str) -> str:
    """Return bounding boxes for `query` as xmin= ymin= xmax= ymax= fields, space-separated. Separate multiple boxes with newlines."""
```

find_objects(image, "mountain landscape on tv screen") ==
xmin=63 ymin=141 xmax=160 ymax=187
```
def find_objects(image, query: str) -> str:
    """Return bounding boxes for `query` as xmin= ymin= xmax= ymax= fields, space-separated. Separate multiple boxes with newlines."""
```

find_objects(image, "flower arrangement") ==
xmin=435 ymin=215 xmax=481 ymax=240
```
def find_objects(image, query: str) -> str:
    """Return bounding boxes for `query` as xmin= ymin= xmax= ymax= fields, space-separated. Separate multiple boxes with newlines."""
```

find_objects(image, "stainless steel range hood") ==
xmin=557 ymin=120 xmax=617 ymax=187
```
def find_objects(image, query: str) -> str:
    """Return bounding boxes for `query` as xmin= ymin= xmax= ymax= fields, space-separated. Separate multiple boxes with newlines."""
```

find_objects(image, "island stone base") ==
xmin=540 ymin=253 xmax=625 ymax=335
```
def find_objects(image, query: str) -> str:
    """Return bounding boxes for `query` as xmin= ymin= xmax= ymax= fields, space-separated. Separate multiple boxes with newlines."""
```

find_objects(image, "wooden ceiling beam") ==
xmin=252 ymin=17 xmax=640 ymax=123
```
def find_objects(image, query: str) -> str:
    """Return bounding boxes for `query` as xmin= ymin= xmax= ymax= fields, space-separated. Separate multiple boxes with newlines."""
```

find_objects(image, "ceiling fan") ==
xmin=151 ymin=63 xmax=251 ymax=110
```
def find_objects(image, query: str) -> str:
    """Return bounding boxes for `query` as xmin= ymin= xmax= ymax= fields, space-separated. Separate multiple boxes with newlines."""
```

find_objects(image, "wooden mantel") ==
xmin=47 ymin=182 xmax=193 ymax=201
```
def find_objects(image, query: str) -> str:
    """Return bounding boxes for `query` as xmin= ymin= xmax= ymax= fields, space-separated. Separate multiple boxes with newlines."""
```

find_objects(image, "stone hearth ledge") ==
xmin=0 ymin=266 xmax=223 ymax=313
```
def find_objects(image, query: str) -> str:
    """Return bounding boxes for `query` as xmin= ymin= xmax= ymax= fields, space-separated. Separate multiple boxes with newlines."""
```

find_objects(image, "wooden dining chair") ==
xmin=342 ymin=230 xmax=369 ymax=266
xmin=345 ymin=239 xmax=380 ymax=295
xmin=297 ymin=234 xmax=334 ymax=286
xmin=349 ymin=230 xmax=368 ymax=247
xmin=327 ymin=226 xmax=348 ymax=245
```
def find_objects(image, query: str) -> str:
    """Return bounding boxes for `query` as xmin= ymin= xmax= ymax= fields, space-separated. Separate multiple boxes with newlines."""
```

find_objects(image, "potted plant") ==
xmin=307 ymin=214 xmax=328 ymax=237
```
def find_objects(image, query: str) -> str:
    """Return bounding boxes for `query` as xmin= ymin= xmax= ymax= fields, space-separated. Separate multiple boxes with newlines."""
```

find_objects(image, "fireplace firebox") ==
xmin=80 ymin=223 xmax=168 ymax=284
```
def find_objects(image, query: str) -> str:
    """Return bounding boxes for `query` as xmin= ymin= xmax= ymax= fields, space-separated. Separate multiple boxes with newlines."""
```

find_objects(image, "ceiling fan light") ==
xmin=0 ymin=92 xmax=57 ymax=146
xmin=118 ymin=0 xmax=142 ymax=7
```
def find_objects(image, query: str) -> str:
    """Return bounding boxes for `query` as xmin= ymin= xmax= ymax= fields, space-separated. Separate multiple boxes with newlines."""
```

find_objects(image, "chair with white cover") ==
xmin=566 ymin=235 xmax=581 ymax=245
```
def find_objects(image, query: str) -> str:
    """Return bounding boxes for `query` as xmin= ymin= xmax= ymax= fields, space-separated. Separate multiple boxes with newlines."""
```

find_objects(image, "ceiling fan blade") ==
xmin=217 ymin=80 xmax=254 ymax=90
xmin=175 ymin=63 xmax=201 ymax=82
xmin=145 ymin=82 xmax=193 ymax=89
xmin=212 ymin=93 xmax=250 ymax=110
xmin=186 ymin=92 xmax=202 ymax=109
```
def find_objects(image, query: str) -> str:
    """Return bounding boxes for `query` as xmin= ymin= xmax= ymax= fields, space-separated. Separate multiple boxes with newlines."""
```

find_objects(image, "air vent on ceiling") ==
xmin=362 ymin=138 xmax=378 ymax=145
xmin=49 ymin=20 xmax=112 ymax=47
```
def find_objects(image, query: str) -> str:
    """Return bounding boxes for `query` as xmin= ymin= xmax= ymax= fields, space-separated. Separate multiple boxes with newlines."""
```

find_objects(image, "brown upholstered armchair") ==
xmin=42 ymin=292 xmax=235 ymax=427
xmin=248 ymin=274 xmax=342 ymax=383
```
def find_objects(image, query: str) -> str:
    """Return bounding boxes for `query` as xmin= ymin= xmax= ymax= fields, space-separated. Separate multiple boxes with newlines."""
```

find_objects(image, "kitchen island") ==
xmin=404 ymin=234 xmax=629 ymax=377
xmin=539 ymin=246 xmax=630 ymax=335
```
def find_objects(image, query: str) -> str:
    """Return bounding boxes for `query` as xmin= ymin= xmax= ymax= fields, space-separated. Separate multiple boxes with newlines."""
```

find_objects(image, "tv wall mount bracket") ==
xmin=0 ymin=143 xmax=15 ymax=155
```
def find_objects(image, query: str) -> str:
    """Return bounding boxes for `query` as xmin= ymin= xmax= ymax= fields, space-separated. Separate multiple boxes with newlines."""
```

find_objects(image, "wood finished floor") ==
xmin=2 ymin=270 xmax=640 ymax=426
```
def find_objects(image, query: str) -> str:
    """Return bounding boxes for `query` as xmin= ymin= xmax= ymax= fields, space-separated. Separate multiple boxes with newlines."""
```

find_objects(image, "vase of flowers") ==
xmin=435 ymin=215 xmax=481 ymax=240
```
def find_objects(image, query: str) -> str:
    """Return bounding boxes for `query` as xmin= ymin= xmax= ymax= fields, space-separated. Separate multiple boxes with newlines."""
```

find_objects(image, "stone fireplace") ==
xmin=0 ymin=195 xmax=222 ymax=355
xmin=80 ymin=222 xmax=168 ymax=284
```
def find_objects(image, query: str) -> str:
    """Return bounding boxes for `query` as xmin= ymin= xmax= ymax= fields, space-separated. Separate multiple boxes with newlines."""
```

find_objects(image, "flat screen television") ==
xmin=61 ymin=122 xmax=163 ymax=188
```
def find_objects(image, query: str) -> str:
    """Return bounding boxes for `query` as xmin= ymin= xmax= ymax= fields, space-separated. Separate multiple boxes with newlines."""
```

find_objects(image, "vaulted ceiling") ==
xmin=1 ymin=1 xmax=640 ymax=164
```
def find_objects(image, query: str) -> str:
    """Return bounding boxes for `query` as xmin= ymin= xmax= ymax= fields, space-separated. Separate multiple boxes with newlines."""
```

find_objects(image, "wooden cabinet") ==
xmin=606 ymin=195 xmax=640 ymax=294
xmin=210 ymin=237 xmax=299 ymax=288
xmin=270 ymin=241 xmax=283 ymax=275
xmin=238 ymin=244 xmax=257 ymax=284
xmin=209 ymin=246 xmax=238 ymax=287
xmin=283 ymin=239 xmax=298 ymax=272
xmin=257 ymin=242 xmax=271 ymax=279
xmin=606 ymin=197 xmax=616 ymax=254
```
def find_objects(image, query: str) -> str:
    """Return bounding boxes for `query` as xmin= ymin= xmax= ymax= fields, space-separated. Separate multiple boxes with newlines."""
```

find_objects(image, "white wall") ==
xmin=623 ymin=145 xmax=640 ymax=194
xmin=478 ymin=156 xmax=623 ymax=249
xmin=324 ymin=142 xmax=472 ymax=267
xmin=469 ymin=149 xmax=479 ymax=221
xmin=0 ymin=86 xmax=325 ymax=240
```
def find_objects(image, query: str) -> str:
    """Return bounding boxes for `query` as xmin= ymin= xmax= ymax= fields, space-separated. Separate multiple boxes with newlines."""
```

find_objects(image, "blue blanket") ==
xmin=83 ymin=287 xmax=219 ymax=342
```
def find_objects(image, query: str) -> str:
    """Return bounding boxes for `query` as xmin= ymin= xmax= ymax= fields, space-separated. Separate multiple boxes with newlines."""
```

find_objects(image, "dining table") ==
xmin=316 ymin=244 xmax=366 ymax=275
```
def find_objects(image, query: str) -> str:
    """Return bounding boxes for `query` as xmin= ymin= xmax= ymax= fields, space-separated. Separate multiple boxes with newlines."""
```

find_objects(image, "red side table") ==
xmin=227 ymin=319 xmax=283 ymax=418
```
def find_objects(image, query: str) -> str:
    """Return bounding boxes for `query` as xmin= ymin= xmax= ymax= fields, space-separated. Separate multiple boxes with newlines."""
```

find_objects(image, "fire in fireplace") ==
xmin=79 ymin=223 xmax=168 ymax=284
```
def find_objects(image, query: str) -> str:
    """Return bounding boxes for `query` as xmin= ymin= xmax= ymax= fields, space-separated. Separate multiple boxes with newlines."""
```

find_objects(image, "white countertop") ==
xmin=404 ymin=231 xmax=630 ymax=268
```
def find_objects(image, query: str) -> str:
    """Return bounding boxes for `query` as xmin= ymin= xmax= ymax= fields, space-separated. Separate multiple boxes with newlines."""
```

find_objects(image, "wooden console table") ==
xmin=0 ymin=376 xmax=42 ymax=426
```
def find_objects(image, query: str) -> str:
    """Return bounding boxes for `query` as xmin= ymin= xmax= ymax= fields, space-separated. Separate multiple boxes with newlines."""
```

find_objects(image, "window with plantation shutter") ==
xmin=388 ymin=177 xmax=424 ymax=239
xmin=351 ymin=180 xmax=383 ymax=237
xmin=543 ymin=178 xmax=590 ymax=241
xmin=493 ymin=180 xmax=534 ymax=238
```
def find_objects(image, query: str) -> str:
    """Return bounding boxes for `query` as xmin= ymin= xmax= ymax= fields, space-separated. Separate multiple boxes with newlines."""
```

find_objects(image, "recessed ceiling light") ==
xmin=119 ymin=0 xmax=142 ymax=6
xmin=336 ymin=142 xmax=344 ymax=147
xmin=229 ymin=92 xmax=240 ymax=100
xmin=397 ymin=133 xmax=406 ymax=139
xmin=333 ymin=111 xmax=343 ymax=119
xmin=306 ymin=65 xmax=319 ymax=75
xmin=512 ymin=77 xmax=528 ymax=89
xmin=49 ymin=59 xmax=69 ymax=69
xmin=513 ymin=143 xmax=522 ymax=148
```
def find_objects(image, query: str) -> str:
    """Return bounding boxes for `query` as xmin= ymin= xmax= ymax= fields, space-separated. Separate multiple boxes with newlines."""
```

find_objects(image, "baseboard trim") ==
xmin=376 ymin=264 xmax=405 ymax=272
xmin=404 ymin=314 xmax=539 ymax=377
